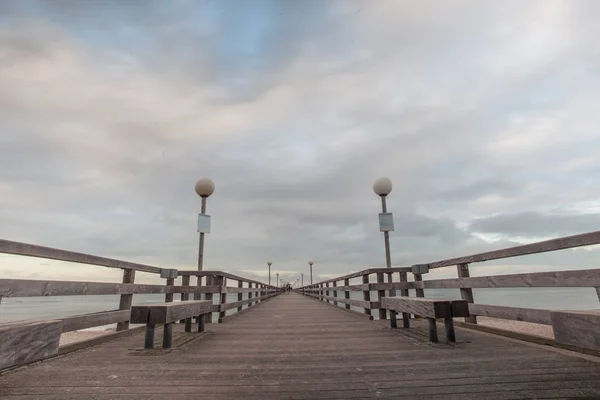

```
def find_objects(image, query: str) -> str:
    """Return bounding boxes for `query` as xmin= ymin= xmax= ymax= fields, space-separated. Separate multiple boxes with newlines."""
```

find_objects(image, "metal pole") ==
xmin=268 ymin=262 xmax=271 ymax=286
xmin=198 ymin=196 xmax=207 ymax=271
xmin=301 ymin=273 xmax=303 ymax=287
xmin=381 ymin=195 xmax=395 ymax=297
xmin=310 ymin=264 xmax=313 ymax=285
xmin=276 ymin=273 xmax=279 ymax=288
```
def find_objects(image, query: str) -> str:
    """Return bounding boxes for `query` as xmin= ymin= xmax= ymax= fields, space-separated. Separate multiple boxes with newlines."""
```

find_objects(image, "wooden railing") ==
xmin=0 ymin=239 xmax=280 ymax=336
xmin=299 ymin=231 xmax=600 ymax=327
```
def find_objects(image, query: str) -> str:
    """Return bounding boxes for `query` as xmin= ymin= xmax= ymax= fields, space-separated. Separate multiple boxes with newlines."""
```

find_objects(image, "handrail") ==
xmin=0 ymin=239 xmax=164 ymax=274
xmin=298 ymin=230 xmax=600 ymax=330
xmin=423 ymin=230 xmax=600 ymax=270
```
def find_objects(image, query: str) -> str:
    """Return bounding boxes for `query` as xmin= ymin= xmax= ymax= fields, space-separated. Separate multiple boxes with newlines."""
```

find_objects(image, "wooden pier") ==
xmin=2 ymin=292 xmax=600 ymax=399
xmin=2 ymin=232 xmax=600 ymax=399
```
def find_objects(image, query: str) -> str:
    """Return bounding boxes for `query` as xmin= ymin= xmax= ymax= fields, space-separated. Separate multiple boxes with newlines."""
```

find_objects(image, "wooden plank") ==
xmin=418 ymin=268 xmax=600 ymax=289
xmin=551 ymin=310 xmax=600 ymax=351
xmin=61 ymin=310 xmax=131 ymax=332
xmin=0 ymin=320 xmax=62 ymax=369
xmin=130 ymin=301 xmax=212 ymax=324
xmin=305 ymin=294 xmax=378 ymax=309
xmin=457 ymin=263 xmax=477 ymax=324
xmin=469 ymin=304 xmax=552 ymax=325
xmin=381 ymin=297 xmax=461 ymax=319
xmin=0 ymin=239 xmax=163 ymax=274
xmin=425 ymin=230 xmax=600 ymax=269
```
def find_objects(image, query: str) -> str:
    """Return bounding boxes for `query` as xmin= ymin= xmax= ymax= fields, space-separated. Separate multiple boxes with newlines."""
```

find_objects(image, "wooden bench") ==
xmin=550 ymin=310 xmax=600 ymax=351
xmin=130 ymin=300 xmax=212 ymax=349
xmin=0 ymin=320 xmax=62 ymax=370
xmin=381 ymin=297 xmax=469 ymax=343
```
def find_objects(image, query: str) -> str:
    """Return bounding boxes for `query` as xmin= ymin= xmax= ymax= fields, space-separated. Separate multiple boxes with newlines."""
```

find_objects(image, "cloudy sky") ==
xmin=1 ymin=0 xmax=600 ymax=284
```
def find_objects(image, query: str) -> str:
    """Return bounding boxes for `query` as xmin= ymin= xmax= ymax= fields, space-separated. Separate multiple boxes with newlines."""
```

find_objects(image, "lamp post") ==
xmin=267 ymin=261 xmax=272 ymax=287
xmin=301 ymin=273 xmax=304 ymax=287
xmin=308 ymin=261 xmax=313 ymax=285
xmin=276 ymin=273 xmax=279 ymax=289
xmin=373 ymin=177 xmax=396 ymax=320
xmin=195 ymin=178 xmax=214 ymax=302
xmin=373 ymin=178 xmax=392 ymax=269
xmin=194 ymin=178 xmax=215 ymax=271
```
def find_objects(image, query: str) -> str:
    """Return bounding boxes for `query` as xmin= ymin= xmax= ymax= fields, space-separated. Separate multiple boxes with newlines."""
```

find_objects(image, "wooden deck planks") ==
xmin=2 ymin=293 xmax=600 ymax=399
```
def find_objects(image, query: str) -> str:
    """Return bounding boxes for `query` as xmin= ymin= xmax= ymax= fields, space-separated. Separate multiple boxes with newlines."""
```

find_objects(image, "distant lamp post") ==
xmin=301 ymin=273 xmax=304 ymax=287
xmin=308 ymin=261 xmax=314 ymax=285
xmin=373 ymin=177 xmax=393 ymax=269
xmin=267 ymin=261 xmax=272 ymax=286
xmin=194 ymin=178 xmax=215 ymax=271
xmin=276 ymin=273 xmax=279 ymax=289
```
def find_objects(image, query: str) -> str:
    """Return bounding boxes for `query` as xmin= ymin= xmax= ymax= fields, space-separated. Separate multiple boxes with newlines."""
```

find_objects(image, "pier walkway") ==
xmin=2 ymin=293 xmax=600 ymax=399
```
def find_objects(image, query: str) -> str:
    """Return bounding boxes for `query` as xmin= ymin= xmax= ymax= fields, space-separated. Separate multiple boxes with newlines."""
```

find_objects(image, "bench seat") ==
xmin=131 ymin=300 xmax=212 ymax=349
xmin=382 ymin=297 xmax=469 ymax=343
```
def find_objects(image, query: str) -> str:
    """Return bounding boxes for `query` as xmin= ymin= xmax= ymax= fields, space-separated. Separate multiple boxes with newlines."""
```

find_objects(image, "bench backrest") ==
xmin=131 ymin=300 xmax=213 ymax=324
xmin=382 ymin=297 xmax=469 ymax=318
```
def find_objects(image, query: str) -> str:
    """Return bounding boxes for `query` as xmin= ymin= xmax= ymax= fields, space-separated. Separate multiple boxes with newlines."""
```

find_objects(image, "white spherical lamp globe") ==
xmin=308 ymin=260 xmax=313 ymax=266
xmin=373 ymin=177 xmax=392 ymax=196
xmin=195 ymin=178 xmax=215 ymax=197
xmin=267 ymin=261 xmax=272 ymax=266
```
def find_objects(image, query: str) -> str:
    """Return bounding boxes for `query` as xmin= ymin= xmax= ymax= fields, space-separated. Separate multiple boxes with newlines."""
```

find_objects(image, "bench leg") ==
xmin=163 ymin=323 xmax=173 ymax=349
xmin=402 ymin=312 xmax=410 ymax=328
xmin=444 ymin=316 xmax=456 ymax=343
xmin=185 ymin=317 xmax=192 ymax=333
xmin=198 ymin=314 xmax=205 ymax=333
xmin=427 ymin=318 xmax=438 ymax=343
xmin=390 ymin=310 xmax=398 ymax=329
xmin=144 ymin=323 xmax=155 ymax=349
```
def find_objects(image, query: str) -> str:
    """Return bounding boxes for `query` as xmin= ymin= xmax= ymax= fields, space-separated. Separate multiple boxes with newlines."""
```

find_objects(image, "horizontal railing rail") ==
xmin=299 ymin=231 xmax=600 ymax=332
xmin=0 ymin=239 xmax=280 ymax=339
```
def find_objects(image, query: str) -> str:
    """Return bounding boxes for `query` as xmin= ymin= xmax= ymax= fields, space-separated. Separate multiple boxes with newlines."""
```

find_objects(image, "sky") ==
xmin=1 ymin=0 xmax=600 ymax=285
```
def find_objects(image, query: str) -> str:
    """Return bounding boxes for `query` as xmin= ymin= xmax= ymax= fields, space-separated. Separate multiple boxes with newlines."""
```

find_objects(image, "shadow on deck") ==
xmin=2 ymin=293 xmax=600 ymax=399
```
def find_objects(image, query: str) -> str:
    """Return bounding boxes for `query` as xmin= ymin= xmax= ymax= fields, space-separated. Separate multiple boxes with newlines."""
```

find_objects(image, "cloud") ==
xmin=1 ymin=1 xmax=600 ymax=283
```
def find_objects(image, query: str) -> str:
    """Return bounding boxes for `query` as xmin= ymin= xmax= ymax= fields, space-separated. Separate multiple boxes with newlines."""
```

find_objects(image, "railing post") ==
xmin=376 ymin=271 xmax=386 ymax=320
xmin=205 ymin=275 xmax=213 ymax=323
xmin=326 ymin=282 xmax=330 ymax=303
xmin=332 ymin=281 xmax=338 ymax=306
xmin=181 ymin=275 xmax=192 ymax=331
xmin=248 ymin=282 xmax=253 ymax=307
xmin=320 ymin=283 xmax=324 ymax=301
xmin=165 ymin=277 xmax=174 ymax=303
xmin=116 ymin=268 xmax=135 ymax=332
xmin=344 ymin=278 xmax=350 ymax=310
xmin=399 ymin=271 xmax=410 ymax=328
xmin=362 ymin=273 xmax=371 ymax=317
xmin=414 ymin=273 xmax=424 ymax=298
xmin=457 ymin=263 xmax=477 ymax=323
xmin=237 ymin=280 xmax=243 ymax=312
xmin=218 ymin=275 xmax=226 ymax=323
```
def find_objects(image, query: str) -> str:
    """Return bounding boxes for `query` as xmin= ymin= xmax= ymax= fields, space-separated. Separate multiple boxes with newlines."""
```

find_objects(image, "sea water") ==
xmin=1 ymin=288 xmax=598 ymax=329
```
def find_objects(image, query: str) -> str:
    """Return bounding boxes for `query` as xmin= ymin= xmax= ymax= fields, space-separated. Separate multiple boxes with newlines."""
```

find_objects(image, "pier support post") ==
xmin=332 ymin=281 xmax=338 ymax=306
xmin=362 ymin=273 xmax=371 ymax=317
xmin=344 ymin=278 xmax=350 ymax=310
xmin=205 ymin=275 xmax=213 ymax=323
xmin=237 ymin=280 xmax=243 ymax=312
xmin=117 ymin=268 xmax=135 ymax=332
xmin=427 ymin=318 xmax=438 ymax=343
xmin=144 ymin=323 xmax=155 ymax=349
xmin=162 ymin=323 xmax=173 ymax=349
xmin=377 ymin=272 xmax=386 ymax=320
xmin=399 ymin=271 xmax=410 ymax=328
xmin=457 ymin=263 xmax=477 ymax=324
xmin=218 ymin=275 xmax=226 ymax=323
